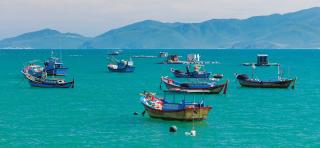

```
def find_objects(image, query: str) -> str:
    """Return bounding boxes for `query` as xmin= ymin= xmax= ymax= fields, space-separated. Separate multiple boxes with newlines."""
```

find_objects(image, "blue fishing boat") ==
xmin=170 ymin=65 xmax=212 ymax=78
xmin=21 ymin=64 xmax=46 ymax=78
xmin=161 ymin=76 xmax=228 ymax=94
xmin=26 ymin=74 xmax=74 ymax=88
xmin=107 ymin=58 xmax=135 ymax=72
xmin=44 ymin=52 xmax=68 ymax=76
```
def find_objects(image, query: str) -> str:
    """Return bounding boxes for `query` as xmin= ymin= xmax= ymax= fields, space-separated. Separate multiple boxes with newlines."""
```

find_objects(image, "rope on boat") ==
xmin=141 ymin=110 xmax=146 ymax=117
xmin=223 ymin=80 xmax=229 ymax=95
xmin=291 ymin=77 xmax=297 ymax=89
xmin=159 ymin=78 xmax=163 ymax=90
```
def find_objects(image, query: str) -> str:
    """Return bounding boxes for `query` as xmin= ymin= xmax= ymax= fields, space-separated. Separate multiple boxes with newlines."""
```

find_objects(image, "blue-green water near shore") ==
xmin=0 ymin=49 xmax=319 ymax=147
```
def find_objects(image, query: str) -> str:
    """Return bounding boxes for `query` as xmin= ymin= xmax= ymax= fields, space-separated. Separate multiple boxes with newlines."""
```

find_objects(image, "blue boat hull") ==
xmin=108 ymin=67 xmax=135 ymax=72
xmin=28 ymin=80 xmax=74 ymax=88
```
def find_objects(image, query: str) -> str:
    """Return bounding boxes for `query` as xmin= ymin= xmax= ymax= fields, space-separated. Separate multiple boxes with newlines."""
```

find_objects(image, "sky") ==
xmin=0 ymin=0 xmax=320 ymax=39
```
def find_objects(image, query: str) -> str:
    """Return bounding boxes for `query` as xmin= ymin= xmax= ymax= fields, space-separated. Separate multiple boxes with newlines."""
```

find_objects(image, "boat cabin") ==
xmin=187 ymin=54 xmax=200 ymax=62
xmin=167 ymin=55 xmax=179 ymax=62
xmin=257 ymin=54 xmax=269 ymax=66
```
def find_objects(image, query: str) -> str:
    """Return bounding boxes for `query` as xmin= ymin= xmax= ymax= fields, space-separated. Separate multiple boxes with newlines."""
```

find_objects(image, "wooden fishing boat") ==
xmin=170 ymin=65 xmax=211 ymax=78
xmin=236 ymin=74 xmax=295 ymax=88
xmin=140 ymin=91 xmax=212 ymax=121
xmin=161 ymin=76 xmax=228 ymax=94
xmin=26 ymin=74 xmax=74 ymax=88
xmin=158 ymin=54 xmax=183 ymax=64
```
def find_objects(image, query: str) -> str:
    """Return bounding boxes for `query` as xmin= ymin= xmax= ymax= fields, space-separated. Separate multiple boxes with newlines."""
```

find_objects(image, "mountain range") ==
xmin=1 ymin=7 xmax=320 ymax=49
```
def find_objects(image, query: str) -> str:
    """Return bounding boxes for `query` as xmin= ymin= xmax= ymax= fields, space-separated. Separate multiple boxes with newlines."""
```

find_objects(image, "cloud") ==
xmin=0 ymin=0 xmax=320 ymax=39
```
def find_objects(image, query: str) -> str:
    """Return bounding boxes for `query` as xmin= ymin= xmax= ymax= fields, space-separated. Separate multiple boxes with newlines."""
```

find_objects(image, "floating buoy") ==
xmin=223 ymin=80 xmax=229 ymax=95
xmin=133 ymin=112 xmax=139 ymax=115
xmin=169 ymin=125 xmax=177 ymax=133
xmin=185 ymin=129 xmax=196 ymax=136
xmin=190 ymin=129 xmax=196 ymax=136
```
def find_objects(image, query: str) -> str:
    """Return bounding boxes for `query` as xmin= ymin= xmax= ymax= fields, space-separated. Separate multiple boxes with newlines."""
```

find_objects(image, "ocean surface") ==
xmin=0 ymin=49 xmax=319 ymax=147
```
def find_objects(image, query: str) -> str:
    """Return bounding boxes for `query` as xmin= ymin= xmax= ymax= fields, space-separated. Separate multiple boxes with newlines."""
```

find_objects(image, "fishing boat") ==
xmin=158 ymin=54 xmax=183 ymax=64
xmin=26 ymin=74 xmax=74 ymax=88
xmin=108 ymin=50 xmax=121 ymax=56
xmin=107 ymin=57 xmax=135 ymax=72
xmin=44 ymin=52 xmax=68 ymax=76
xmin=159 ymin=52 xmax=168 ymax=58
xmin=21 ymin=64 xmax=46 ymax=78
xmin=160 ymin=76 xmax=228 ymax=94
xmin=236 ymin=54 xmax=296 ymax=89
xmin=140 ymin=91 xmax=212 ymax=121
xmin=236 ymin=74 xmax=295 ymax=88
xmin=170 ymin=65 xmax=212 ymax=78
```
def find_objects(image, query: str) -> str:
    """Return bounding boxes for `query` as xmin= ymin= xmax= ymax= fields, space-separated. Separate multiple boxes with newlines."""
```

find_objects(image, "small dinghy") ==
xmin=140 ymin=91 xmax=212 ymax=121
xmin=161 ymin=76 xmax=228 ymax=94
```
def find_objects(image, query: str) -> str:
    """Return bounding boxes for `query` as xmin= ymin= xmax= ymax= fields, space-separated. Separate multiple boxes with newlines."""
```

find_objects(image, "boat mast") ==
xmin=277 ymin=64 xmax=281 ymax=80
xmin=251 ymin=63 xmax=255 ymax=79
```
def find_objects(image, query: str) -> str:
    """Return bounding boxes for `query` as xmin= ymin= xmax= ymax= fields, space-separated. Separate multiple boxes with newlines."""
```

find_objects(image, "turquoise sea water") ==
xmin=0 ymin=49 xmax=319 ymax=147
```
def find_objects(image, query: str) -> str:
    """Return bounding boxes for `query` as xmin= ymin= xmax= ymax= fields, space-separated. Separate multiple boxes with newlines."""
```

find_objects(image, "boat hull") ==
xmin=28 ymin=80 xmax=74 ymax=88
xmin=237 ymin=79 xmax=293 ymax=88
xmin=108 ymin=67 xmax=135 ymax=72
xmin=142 ymin=104 xmax=211 ymax=121
xmin=161 ymin=77 xmax=225 ymax=94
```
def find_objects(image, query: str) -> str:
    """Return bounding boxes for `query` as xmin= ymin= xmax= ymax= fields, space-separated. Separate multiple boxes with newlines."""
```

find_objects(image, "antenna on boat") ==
xmin=60 ymin=49 xmax=62 ymax=62
xmin=251 ymin=63 xmax=256 ymax=79
xmin=191 ymin=95 xmax=196 ymax=136
xmin=277 ymin=64 xmax=281 ymax=80
xmin=51 ymin=50 xmax=54 ymax=58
